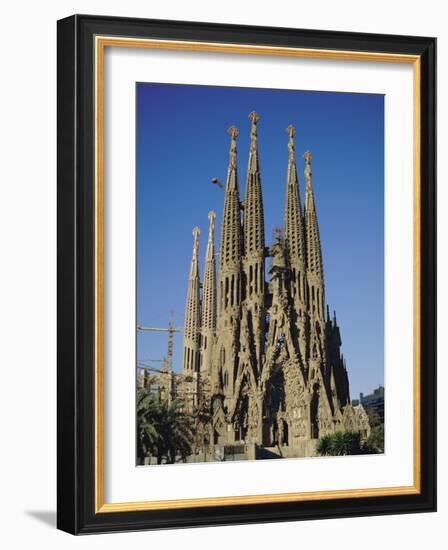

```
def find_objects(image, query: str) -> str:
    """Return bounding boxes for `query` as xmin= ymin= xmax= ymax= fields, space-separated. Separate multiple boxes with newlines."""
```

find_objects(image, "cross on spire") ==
xmin=286 ymin=124 xmax=295 ymax=139
xmin=303 ymin=150 xmax=312 ymax=164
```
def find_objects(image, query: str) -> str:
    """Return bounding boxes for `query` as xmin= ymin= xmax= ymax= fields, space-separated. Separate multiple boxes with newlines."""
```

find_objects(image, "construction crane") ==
xmin=137 ymin=311 xmax=182 ymax=372
xmin=137 ymin=360 xmax=164 ymax=373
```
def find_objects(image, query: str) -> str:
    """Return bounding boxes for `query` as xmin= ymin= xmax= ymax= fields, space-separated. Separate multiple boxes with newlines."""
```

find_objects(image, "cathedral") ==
xmin=179 ymin=112 xmax=369 ymax=459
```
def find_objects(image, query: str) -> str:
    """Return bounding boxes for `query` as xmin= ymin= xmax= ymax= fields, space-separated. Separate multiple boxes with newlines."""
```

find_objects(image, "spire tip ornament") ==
xmin=228 ymin=126 xmax=239 ymax=139
xmin=248 ymin=111 xmax=260 ymax=125
xmin=303 ymin=150 xmax=312 ymax=184
xmin=303 ymin=150 xmax=312 ymax=164
xmin=192 ymin=226 xmax=200 ymax=255
xmin=208 ymin=211 xmax=216 ymax=236
xmin=286 ymin=125 xmax=296 ymax=160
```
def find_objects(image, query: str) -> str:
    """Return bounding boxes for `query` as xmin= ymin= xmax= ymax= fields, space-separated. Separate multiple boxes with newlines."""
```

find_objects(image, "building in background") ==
xmin=352 ymin=385 xmax=384 ymax=425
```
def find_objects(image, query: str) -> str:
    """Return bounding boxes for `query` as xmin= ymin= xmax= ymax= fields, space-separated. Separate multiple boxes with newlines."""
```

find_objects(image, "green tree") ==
xmin=365 ymin=406 xmax=381 ymax=428
xmin=137 ymin=389 xmax=195 ymax=465
xmin=317 ymin=430 xmax=381 ymax=456
xmin=366 ymin=424 xmax=384 ymax=453
xmin=137 ymin=390 xmax=162 ymax=464
xmin=156 ymin=399 xmax=195 ymax=464
xmin=316 ymin=431 xmax=361 ymax=456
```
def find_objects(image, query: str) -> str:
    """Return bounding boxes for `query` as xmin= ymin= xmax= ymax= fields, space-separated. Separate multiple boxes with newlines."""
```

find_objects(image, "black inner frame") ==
xmin=57 ymin=14 xmax=436 ymax=535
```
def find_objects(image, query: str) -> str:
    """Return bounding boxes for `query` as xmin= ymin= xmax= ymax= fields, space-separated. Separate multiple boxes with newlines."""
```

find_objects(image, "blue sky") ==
xmin=136 ymin=83 xmax=384 ymax=400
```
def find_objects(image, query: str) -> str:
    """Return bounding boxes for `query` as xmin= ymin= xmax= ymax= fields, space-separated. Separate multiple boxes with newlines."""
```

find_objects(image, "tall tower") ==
xmin=182 ymin=226 xmax=201 ymax=374
xmin=242 ymin=111 xmax=266 ymax=374
xmin=283 ymin=126 xmax=307 ymax=358
xmin=215 ymin=126 xmax=243 ymax=396
xmin=200 ymin=211 xmax=217 ymax=374
xmin=303 ymin=151 xmax=326 ymax=367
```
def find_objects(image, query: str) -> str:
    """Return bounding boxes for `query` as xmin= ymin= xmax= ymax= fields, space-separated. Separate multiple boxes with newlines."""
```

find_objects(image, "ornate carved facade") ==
xmin=180 ymin=112 xmax=369 ymax=459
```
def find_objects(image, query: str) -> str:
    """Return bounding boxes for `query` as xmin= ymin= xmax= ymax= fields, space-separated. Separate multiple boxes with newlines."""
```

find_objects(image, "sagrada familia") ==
xmin=175 ymin=112 xmax=370 ymax=460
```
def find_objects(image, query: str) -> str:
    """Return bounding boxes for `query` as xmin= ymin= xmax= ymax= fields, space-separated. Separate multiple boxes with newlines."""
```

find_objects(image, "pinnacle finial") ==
xmin=303 ymin=150 xmax=312 ymax=164
xmin=192 ymin=226 xmax=200 ymax=256
xmin=303 ymin=151 xmax=312 ymax=185
xmin=228 ymin=127 xmax=238 ymax=169
xmin=208 ymin=211 xmax=216 ymax=236
xmin=228 ymin=126 xmax=239 ymax=139
xmin=286 ymin=125 xmax=295 ymax=160
xmin=248 ymin=112 xmax=259 ymax=158
xmin=248 ymin=111 xmax=260 ymax=125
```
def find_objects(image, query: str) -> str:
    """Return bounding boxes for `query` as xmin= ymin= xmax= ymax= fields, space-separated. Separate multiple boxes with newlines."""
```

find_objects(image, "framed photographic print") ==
xmin=57 ymin=15 xmax=436 ymax=534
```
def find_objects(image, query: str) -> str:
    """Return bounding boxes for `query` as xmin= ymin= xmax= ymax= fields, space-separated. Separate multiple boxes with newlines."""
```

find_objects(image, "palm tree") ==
xmin=137 ymin=390 xmax=161 ymax=464
xmin=317 ymin=431 xmax=363 ymax=456
xmin=137 ymin=389 xmax=195 ymax=465
xmin=317 ymin=430 xmax=380 ymax=456
xmin=156 ymin=400 xmax=195 ymax=464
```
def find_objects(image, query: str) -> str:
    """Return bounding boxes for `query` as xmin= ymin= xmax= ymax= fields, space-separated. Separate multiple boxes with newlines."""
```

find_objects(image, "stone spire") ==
xmin=243 ymin=111 xmax=265 ymax=255
xmin=200 ymin=211 xmax=217 ymax=373
xmin=242 ymin=112 xmax=266 ymax=374
xmin=284 ymin=126 xmax=307 ymax=350
xmin=215 ymin=127 xmax=243 ymax=397
xmin=303 ymin=151 xmax=326 ymax=372
xmin=182 ymin=226 xmax=201 ymax=374
xmin=304 ymin=151 xmax=323 ymax=282
xmin=218 ymin=126 xmax=243 ymax=272
xmin=284 ymin=125 xmax=305 ymax=263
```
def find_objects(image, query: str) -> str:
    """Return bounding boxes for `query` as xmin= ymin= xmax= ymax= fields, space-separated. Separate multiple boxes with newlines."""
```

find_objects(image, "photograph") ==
xmin=136 ymin=83 xmax=385 ymax=465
